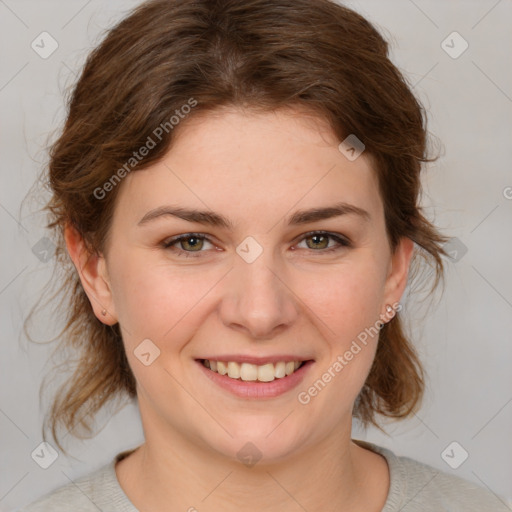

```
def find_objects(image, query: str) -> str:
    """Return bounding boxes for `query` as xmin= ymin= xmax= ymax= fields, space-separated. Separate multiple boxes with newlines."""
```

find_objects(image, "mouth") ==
xmin=200 ymin=359 xmax=306 ymax=381
xmin=195 ymin=357 xmax=314 ymax=399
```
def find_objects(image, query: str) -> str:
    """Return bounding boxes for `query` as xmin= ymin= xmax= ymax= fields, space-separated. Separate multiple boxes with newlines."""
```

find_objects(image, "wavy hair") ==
xmin=24 ymin=0 xmax=447 ymax=453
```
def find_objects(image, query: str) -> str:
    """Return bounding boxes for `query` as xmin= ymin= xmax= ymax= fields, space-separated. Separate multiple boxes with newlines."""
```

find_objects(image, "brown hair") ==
xmin=25 ymin=0 xmax=447 ymax=453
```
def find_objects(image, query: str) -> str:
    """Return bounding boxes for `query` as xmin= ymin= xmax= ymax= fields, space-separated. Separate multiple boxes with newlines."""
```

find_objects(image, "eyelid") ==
xmin=293 ymin=230 xmax=351 ymax=246
xmin=161 ymin=232 xmax=213 ymax=249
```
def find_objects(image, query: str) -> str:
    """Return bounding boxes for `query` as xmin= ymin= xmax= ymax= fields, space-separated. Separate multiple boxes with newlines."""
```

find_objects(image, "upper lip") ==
xmin=197 ymin=355 xmax=314 ymax=365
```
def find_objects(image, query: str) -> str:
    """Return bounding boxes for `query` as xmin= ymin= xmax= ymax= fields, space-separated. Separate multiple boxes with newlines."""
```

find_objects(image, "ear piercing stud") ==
xmin=386 ymin=305 xmax=393 ymax=314
xmin=101 ymin=309 xmax=107 ymax=316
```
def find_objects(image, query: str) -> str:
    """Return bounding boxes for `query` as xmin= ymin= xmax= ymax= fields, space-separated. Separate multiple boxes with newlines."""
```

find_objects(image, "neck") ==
xmin=116 ymin=414 xmax=389 ymax=511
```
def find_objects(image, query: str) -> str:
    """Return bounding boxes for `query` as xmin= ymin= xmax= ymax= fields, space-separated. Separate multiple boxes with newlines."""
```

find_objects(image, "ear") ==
xmin=382 ymin=237 xmax=414 ymax=308
xmin=64 ymin=223 xmax=117 ymax=325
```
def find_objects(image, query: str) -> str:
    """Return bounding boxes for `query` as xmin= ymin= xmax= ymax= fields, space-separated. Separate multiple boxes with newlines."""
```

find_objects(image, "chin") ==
xmin=198 ymin=417 xmax=312 ymax=467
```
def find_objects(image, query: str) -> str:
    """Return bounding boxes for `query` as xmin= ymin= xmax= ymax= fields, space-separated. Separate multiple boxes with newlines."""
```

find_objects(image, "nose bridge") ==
xmin=220 ymin=237 xmax=297 ymax=338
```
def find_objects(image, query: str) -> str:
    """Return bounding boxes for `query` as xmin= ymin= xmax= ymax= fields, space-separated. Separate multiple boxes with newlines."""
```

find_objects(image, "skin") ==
xmin=65 ymin=107 xmax=414 ymax=512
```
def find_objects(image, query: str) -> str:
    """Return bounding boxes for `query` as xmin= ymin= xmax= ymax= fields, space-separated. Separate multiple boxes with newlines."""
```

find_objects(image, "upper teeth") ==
xmin=203 ymin=360 xmax=302 ymax=382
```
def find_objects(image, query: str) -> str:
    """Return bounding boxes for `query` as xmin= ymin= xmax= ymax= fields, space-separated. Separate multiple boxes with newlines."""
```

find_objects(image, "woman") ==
xmin=20 ymin=0 xmax=510 ymax=510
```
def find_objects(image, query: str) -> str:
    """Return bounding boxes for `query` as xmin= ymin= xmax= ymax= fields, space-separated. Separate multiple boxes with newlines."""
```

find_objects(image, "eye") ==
xmin=161 ymin=230 xmax=351 ymax=258
xmin=161 ymin=233 xmax=214 ymax=257
xmin=295 ymin=231 xmax=351 ymax=254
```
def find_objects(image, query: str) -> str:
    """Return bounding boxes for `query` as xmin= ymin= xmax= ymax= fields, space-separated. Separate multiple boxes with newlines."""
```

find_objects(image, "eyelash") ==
xmin=161 ymin=231 xmax=351 ymax=258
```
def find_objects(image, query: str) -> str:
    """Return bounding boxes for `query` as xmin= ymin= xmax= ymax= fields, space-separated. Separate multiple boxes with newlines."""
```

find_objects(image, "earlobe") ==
xmin=383 ymin=237 xmax=414 ymax=306
xmin=64 ymin=223 xmax=118 ymax=325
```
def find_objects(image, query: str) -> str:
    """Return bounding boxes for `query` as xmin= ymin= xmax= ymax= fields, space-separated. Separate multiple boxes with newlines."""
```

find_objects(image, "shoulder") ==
xmin=392 ymin=454 xmax=510 ymax=512
xmin=354 ymin=439 xmax=512 ymax=512
xmin=16 ymin=450 xmax=137 ymax=512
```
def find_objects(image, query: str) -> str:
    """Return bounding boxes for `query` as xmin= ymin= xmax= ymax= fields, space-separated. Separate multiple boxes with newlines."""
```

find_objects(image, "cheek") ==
xmin=294 ymin=259 xmax=386 ymax=404
xmin=305 ymin=260 xmax=386 ymax=342
xmin=109 ymin=251 xmax=229 ymax=362
xmin=109 ymin=260 xmax=217 ymax=402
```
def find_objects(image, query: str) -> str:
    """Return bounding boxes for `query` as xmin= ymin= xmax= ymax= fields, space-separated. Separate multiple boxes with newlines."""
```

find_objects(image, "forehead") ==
xmin=114 ymin=108 xmax=382 ymax=229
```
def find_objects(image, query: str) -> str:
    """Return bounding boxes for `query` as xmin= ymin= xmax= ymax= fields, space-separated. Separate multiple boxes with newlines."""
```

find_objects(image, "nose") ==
xmin=218 ymin=246 xmax=299 ymax=340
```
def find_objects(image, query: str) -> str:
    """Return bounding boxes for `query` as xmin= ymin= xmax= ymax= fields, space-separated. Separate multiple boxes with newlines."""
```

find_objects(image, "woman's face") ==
xmin=79 ymin=107 xmax=412 ymax=464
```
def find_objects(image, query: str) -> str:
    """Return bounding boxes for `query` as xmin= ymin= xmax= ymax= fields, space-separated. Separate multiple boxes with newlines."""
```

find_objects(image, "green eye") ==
xmin=176 ymin=235 xmax=204 ymax=251
xmin=305 ymin=233 xmax=332 ymax=250
xmin=298 ymin=231 xmax=351 ymax=253
xmin=162 ymin=231 xmax=351 ymax=258
xmin=162 ymin=233 xmax=211 ymax=257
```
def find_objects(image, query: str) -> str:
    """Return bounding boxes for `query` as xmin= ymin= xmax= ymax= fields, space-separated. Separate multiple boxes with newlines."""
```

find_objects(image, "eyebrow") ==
xmin=137 ymin=201 xmax=370 ymax=229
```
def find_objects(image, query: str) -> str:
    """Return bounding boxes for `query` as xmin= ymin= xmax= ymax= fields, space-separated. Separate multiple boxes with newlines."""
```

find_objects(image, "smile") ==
xmin=196 ymin=358 xmax=314 ymax=399
xmin=202 ymin=359 xmax=304 ymax=382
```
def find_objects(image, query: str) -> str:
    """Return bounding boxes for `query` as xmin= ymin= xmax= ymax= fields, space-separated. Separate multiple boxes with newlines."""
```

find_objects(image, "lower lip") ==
xmin=195 ymin=360 xmax=314 ymax=399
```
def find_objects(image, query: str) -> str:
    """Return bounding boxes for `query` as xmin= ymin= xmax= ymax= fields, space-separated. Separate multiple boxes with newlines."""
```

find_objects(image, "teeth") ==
xmin=202 ymin=359 xmax=305 ymax=381
xmin=240 ymin=363 xmax=258 ymax=381
xmin=217 ymin=361 xmax=228 ymax=375
xmin=274 ymin=361 xmax=286 ymax=378
xmin=227 ymin=361 xmax=240 ymax=379
xmin=257 ymin=363 xmax=275 ymax=382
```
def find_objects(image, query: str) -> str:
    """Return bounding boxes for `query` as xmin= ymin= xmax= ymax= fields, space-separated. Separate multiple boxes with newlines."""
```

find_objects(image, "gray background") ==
xmin=1 ymin=0 xmax=511 ymax=510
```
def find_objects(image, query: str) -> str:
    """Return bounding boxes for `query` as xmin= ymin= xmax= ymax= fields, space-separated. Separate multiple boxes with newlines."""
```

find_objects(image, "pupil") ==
xmin=312 ymin=235 xmax=326 ymax=248
xmin=186 ymin=236 xmax=201 ymax=250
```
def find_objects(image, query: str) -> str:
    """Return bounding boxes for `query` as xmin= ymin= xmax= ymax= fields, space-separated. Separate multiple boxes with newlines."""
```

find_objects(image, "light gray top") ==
xmin=16 ymin=440 xmax=511 ymax=511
